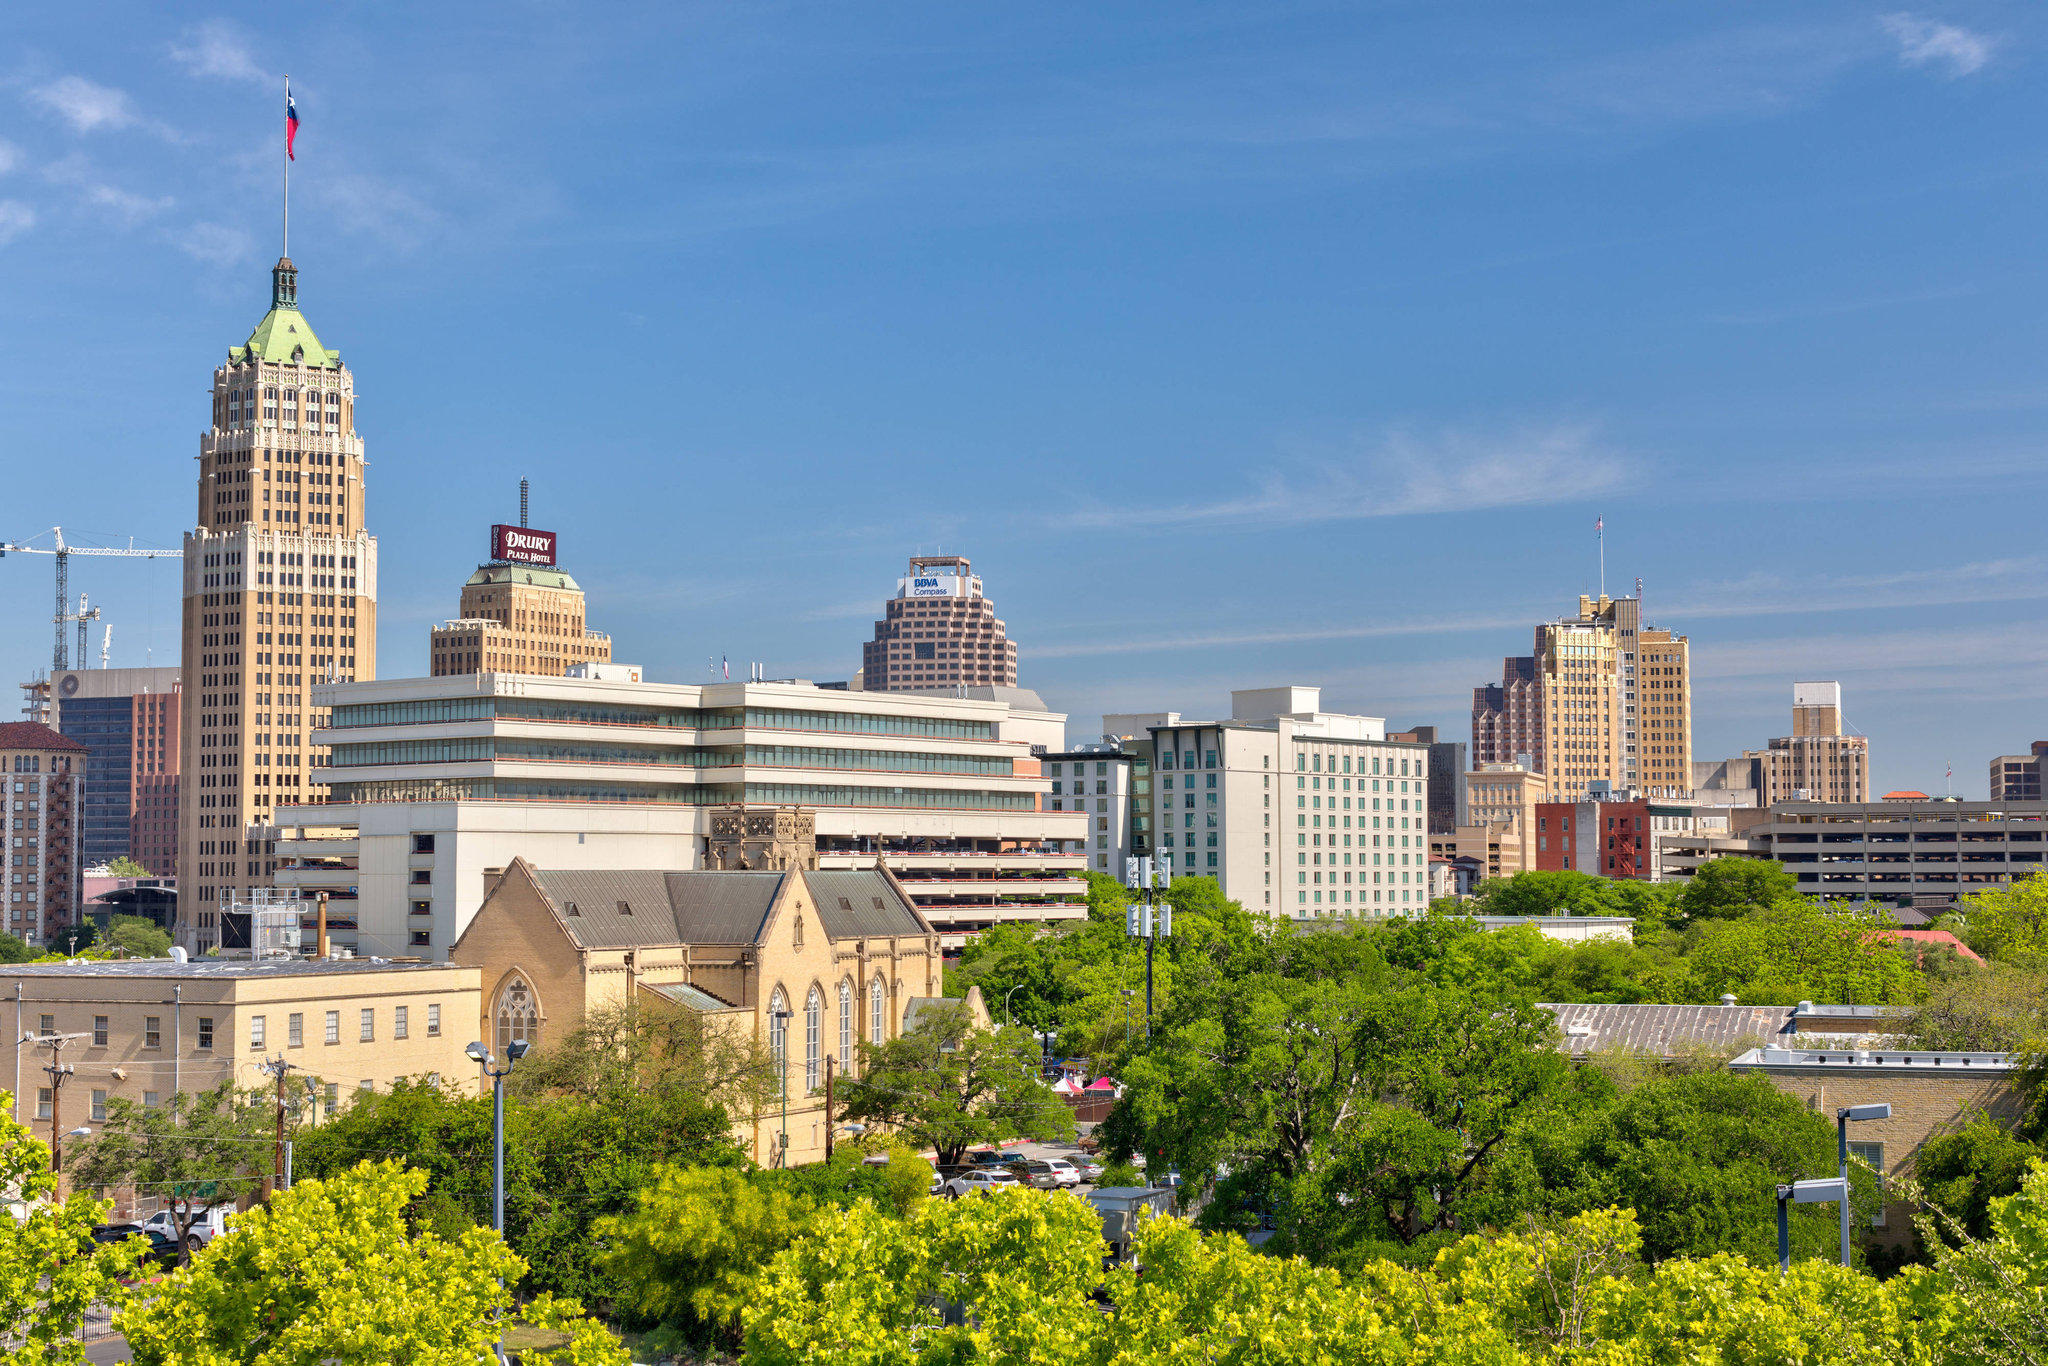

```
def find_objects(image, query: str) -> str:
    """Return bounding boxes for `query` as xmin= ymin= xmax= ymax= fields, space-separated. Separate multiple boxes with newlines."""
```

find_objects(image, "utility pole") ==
xmin=23 ymin=1033 xmax=86 ymax=1173
xmin=1123 ymin=856 xmax=1172 ymax=1037
xmin=823 ymin=1056 xmax=835 ymax=1160
xmin=256 ymin=1054 xmax=308 ymax=1197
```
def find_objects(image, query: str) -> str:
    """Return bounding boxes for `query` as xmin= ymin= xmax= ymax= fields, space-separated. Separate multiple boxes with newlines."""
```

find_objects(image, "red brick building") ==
xmin=1536 ymin=796 xmax=1651 ymax=879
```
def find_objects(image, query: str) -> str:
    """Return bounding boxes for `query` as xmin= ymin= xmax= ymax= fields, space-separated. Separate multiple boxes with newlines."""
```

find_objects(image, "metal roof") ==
xmin=643 ymin=980 xmax=741 ymax=1011
xmin=806 ymin=871 xmax=928 ymax=939
xmin=536 ymin=870 xmax=785 ymax=947
xmin=1541 ymin=1002 xmax=1796 ymax=1058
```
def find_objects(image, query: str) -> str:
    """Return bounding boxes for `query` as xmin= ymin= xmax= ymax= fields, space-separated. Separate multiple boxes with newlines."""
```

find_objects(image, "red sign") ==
xmin=491 ymin=525 xmax=557 ymax=566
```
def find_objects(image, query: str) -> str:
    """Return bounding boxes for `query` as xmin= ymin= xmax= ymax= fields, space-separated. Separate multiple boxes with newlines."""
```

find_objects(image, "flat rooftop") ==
xmin=0 ymin=957 xmax=459 ymax=980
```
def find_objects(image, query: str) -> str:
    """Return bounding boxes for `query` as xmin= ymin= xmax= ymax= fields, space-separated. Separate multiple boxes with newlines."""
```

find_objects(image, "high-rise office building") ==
xmin=1471 ymin=656 xmax=1542 ymax=774
xmin=1746 ymin=681 xmax=1870 ymax=806
xmin=1386 ymin=725 xmax=1468 ymax=833
xmin=429 ymin=513 xmax=611 ymax=677
xmin=1474 ymin=594 xmax=1690 ymax=802
xmin=50 ymin=667 xmax=181 ymax=873
xmin=178 ymin=255 xmax=379 ymax=925
xmin=0 ymin=722 xmax=87 ymax=946
xmin=861 ymin=556 xmax=1018 ymax=692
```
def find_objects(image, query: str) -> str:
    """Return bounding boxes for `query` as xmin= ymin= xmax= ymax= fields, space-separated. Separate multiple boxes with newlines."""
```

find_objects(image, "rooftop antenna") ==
xmin=519 ymin=477 xmax=529 ymax=528
xmin=1595 ymin=516 xmax=1605 ymax=599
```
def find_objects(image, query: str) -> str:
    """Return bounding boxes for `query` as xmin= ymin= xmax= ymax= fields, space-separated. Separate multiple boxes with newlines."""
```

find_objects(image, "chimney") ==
xmin=483 ymin=866 xmax=508 ymax=900
xmin=315 ymin=892 xmax=330 ymax=960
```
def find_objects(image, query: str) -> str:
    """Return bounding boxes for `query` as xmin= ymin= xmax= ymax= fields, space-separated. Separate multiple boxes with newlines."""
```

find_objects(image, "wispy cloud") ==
xmin=0 ymin=201 xmax=34 ymax=247
xmin=313 ymin=173 xmax=446 ymax=249
xmin=1034 ymin=610 xmax=1531 ymax=662
xmin=169 ymin=21 xmax=267 ymax=85
xmin=0 ymin=138 xmax=20 ymax=176
xmin=1070 ymin=423 xmax=1627 ymax=532
xmin=28 ymin=76 xmax=140 ymax=133
xmin=174 ymin=221 xmax=254 ymax=267
xmin=42 ymin=157 xmax=172 ymax=223
xmin=1664 ymin=557 xmax=2048 ymax=621
xmin=1881 ymin=14 xmax=1997 ymax=77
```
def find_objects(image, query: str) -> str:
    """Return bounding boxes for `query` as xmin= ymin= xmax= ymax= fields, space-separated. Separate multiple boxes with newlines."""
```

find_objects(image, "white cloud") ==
xmin=313 ymin=173 xmax=446 ymax=249
xmin=174 ymin=221 xmax=254 ymax=266
xmin=28 ymin=76 xmax=139 ymax=132
xmin=169 ymin=21 xmax=267 ymax=84
xmin=1880 ymin=14 xmax=1997 ymax=77
xmin=0 ymin=138 xmax=20 ymax=176
xmin=1070 ymin=422 xmax=1627 ymax=532
xmin=82 ymin=183 xmax=173 ymax=222
xmin=1664 ymin=557 xmax=2048 ymax=621
xmin=0 ymin=201 xmax=34 ymax=247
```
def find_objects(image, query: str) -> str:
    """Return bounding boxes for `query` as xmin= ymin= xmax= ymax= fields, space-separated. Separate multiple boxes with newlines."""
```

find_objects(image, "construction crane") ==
xmin=0 ymin=527 xmax=182 ymax=671
xmin=100 ymin=623 xmax=112 ymax=670
xmin=64 ymin=594 xmax=101 ymax=673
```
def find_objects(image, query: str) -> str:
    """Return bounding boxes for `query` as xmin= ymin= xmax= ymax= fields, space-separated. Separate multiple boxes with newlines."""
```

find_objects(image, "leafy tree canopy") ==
xmin=104 ymin=856 xmax=152 ymax=877
xmin=68 ymin=1081 xmax=278 ymax=1260
xmin=1677 ymin=856 xmax=1802 ymax=923
xmin=836 ymin=1004 xmax=1073 ymax=1167
xmin=1951 ymin=870 xmax=2048 ymax=965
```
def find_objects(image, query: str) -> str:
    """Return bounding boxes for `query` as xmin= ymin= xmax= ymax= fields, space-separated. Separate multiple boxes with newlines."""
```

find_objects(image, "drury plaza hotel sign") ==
xmin=491 ymin=524 xmax=558 ymax=566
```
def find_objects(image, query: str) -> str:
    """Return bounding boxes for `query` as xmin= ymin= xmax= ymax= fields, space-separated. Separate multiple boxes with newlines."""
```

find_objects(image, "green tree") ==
xmin=1526 ymin=1069 xmax=1871 ymax=1264
xmin=1951 ymin=870 xmax=2048 ymax=964
xmin=0 ymin=929 xmax=33 ymax=963
xmin=836 ymin=1005 xmax=1072 ymax=1167
xmin=0 ymin=1090 xmax=145 ymax=1366
xmin=598 ymin=1165 xmax=817 ymax=1351
xmin=104 ymin=856 xmax=152 ymax=878
xmin=1916 ymin=1119 xmax=2040 ymax=1242
xmin=1680 ymin=899 xmax=1918 ymax=1005
xmin=1896 ymin=1160 xmax=2048 ymax=1365
xmin=120 ymin=1160 xmax=626 ymax=1366
xmin=506 ymin=998 xmax=779 ymax=1118
xmin=101 ymin=914 xmax=172 ymax=959
xmin=67 ymin=1081 xmax=275 ymax=1261
xmin=769 ymin=1138 xmax=933 ymax=1217
xmin=1906 ymin=959 xmax=2048 ymax=1051
xmin=1677 ymin=856 xmax=1800 ymax=923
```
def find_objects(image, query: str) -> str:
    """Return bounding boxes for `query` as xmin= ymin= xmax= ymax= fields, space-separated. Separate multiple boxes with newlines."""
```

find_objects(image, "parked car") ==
xmin=942 ymin=1167 xmax=1022 ymax=1199
xmin=1072 ymin=1157 xmax=1104 ymax=1183
xmin=964 ymin=1148 xmax=1005 ymax=1167
xmin=91 ymin=1223 xmax=179 ymax=1268
xmin=1007 ymin=1160 xmax=1066 ymax=1191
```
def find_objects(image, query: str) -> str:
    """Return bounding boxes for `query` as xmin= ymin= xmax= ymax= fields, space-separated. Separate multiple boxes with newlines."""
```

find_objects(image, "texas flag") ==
xmin=286 ymin=93 xmax=301 ymax=161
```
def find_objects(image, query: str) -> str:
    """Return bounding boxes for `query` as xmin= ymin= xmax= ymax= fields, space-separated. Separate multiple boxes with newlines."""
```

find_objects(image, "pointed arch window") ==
xmin=768 ymin=987 xmax=789 ymax=1087
xmin=494 ymin=976 xmax=538 ymax=1055
xmin=838 ymin=979 xmax=853 ymax=1073
xmin=870 ymin=973 xmax=886 ymax=1045
xmin=805 ymin=986 xmax=823 ymax=1093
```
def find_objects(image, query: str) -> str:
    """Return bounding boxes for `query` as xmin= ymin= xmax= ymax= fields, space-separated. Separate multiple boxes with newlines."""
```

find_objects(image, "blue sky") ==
xmin=1 ymin=4 xmax=2043 ymax=795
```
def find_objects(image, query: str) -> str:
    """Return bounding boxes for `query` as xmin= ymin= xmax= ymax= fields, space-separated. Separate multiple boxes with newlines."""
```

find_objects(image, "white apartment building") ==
xmin=260 ymin=674 xmax=1085 ymax=954
xmin=1044 ymin=743 xmax=1134 ymax=877
xmin=1108 ymin=687 xmax=1431 ymax=920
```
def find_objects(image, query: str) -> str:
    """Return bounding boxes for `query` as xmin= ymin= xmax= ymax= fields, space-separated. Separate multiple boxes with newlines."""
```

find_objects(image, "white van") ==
xmin=141 ymin=1205 xmax=233 ymax=1249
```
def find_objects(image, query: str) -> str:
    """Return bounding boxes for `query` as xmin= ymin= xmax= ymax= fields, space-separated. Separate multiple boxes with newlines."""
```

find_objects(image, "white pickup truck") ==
xmin=141 ymin=1205 xmax=233 ymax=1249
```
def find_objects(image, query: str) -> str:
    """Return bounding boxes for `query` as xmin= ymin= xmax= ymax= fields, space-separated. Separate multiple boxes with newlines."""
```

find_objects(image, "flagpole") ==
xmin=1598 ymin=519 xmax=1605 ymax=599
xmin=282 ymin=74 xmax=290 ymax=258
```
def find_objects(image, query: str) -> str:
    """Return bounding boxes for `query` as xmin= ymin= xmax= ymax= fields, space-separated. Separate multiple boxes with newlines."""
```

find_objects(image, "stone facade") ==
xmin=429 ymin=562 xmax=611 ymax=678
xmin=450 ymin=858 xmax=947 ymax=1166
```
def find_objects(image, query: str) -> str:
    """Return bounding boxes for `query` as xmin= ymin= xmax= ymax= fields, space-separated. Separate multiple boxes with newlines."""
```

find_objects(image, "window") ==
xmin=324 ymin=1082 xmax=340 ymax=1112
xmin=36 ymin=1088 xmax=52 ymax=1120
xmin=38 ymin=1013 xmax=54 ymax=1037
xmin=92 ymin=1016 xmax=108 ymax=1046
xmin=805 ymin=986 xmax=823 ymax=1092
xmin=141 ymin=1015 xmax=161 ymax=1049
xmin=359 ymin=1079 xmax=374 ymax=1093
xmin=395 ymin=1006 xmax=409 ymax=1040
xmin=90 ymin=1089 xmax=107 ymax=1123
xmin=360 ymin=1008 xmax=375 ymax=1042
xmin=325 ymin=1011 xmax=340 ymax=1044
xmin=1849 ymin=1141 xmax=1888 ymax=1227
xmin=412 ymin=833 xmax=435 ymax=854
xmin=768 ymin=987 xmax=789 ymax=1081
xmin=409 ymin=869 xmax=431 ymax=885
xmin=838 ymin=979 xmax=853 ymax=1073
xmin=427 ymin=1003 xmax=441 ymax=1037
xmin=143 ymin=1091 xmax=160 ymax=1110
xmin=197 ymin=1017 xmax=214 ymax=1050
xmin=250 ymin=1015 xmax=266 ymax=1049
xmin=495 ymin=977 xmax=539 ymax=1055
xmin=409 ymin=900 xmax=432 ymax=917
xmin=288 ymin=1013 xmax=304 ymax=1048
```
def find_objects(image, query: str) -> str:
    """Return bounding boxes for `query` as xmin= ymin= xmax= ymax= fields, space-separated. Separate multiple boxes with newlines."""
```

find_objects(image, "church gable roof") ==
xmin=533 ymin=869 xmax=786 ymax=948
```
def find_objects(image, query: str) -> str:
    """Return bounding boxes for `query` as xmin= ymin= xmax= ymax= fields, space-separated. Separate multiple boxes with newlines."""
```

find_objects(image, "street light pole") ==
xmin=771 ymin=1008 xmax=792 ymax=1168
xmin=1003 ymin=984 xmax=1023 ymax=1028
xmin=1837 ymin=1103 xmax=1892 ymax=1268
xmin=469 ymin=1037 xmax=531 ymax=1366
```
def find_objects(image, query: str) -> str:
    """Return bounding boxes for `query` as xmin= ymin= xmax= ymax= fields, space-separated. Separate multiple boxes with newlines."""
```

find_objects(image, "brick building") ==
xmin=1535 ymin=794 xmax=1652 ymax=878
xmin=0 ymin=722 xmax=88 ymax=946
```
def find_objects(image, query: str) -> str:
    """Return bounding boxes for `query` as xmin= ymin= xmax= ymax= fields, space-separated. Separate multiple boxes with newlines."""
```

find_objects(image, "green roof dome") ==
xmin=227 ymin=258 xmax=342 ymax=369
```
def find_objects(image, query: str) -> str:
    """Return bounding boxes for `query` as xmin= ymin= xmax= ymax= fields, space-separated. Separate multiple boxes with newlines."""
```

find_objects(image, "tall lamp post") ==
xmin=469 ymin=1037 xmax=531 ymax=1366
xmin=771 ymin=1007 xmax=793 ymax=1168
xmin=1774 ymin=1176 xmax=1850 ymax=1273
xmin=1837 ymin=1103 xmax=1891 ymax=1267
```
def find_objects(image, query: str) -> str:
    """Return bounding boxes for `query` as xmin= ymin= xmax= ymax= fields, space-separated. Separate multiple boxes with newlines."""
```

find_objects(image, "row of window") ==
xmin=766 ymin=976 xmax=890 ymax=1094
xmin=42 ymin=1004 xmax=442 ymax=1052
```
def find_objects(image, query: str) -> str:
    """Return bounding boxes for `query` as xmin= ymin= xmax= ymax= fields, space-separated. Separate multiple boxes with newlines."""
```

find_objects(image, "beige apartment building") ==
xmin=428 ymin=513 xmax=611 ymax=678
xmin=861 ymin=555 xmax=1018 ymax=693
xmin=1109 ymin=687 xmax=1432 ymax=920
xmin=1434 ymin=761 xmax=1546 ymax=880
xmin=1746 ymin=682 xmax=1870 ymax=805
xmin=1 ymin=723 xmax=87 ymax=947
xmin=6 ymin=957 xmax=482 ymax=1159
xmin=1635 ymin=627 xmax=1692 ymax=798
xmin=179 ymin=256 xmax=379 ymax=929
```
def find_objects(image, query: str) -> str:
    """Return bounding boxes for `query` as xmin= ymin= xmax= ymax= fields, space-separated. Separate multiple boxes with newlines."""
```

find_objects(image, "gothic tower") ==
xmin=177 ymin=257 xmax=378 ymax=940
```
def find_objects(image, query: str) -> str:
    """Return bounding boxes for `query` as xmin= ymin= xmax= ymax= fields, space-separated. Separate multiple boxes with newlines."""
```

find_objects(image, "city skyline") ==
xmin=3 ymin=6 xmax=2044 ymax=797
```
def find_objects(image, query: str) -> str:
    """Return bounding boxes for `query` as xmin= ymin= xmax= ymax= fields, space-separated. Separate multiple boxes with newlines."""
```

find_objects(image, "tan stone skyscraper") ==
xmin=178 ymin=257 xmax=378 ymax=919
xmin=862 ymin=555 xmax=1018 ymax=692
